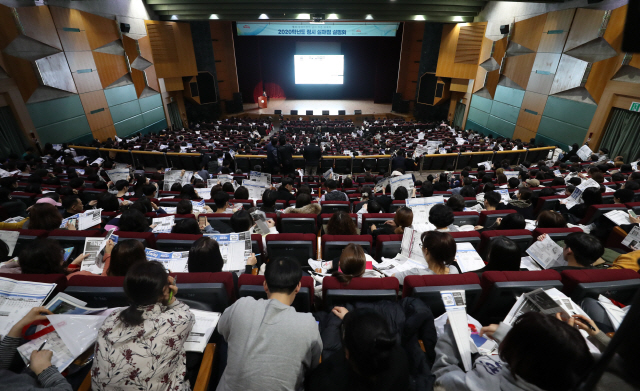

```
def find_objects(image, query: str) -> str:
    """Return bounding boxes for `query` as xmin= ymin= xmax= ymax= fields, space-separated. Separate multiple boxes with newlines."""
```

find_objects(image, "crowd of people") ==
xmin=0 ymin=120 xmax=639 ymax=391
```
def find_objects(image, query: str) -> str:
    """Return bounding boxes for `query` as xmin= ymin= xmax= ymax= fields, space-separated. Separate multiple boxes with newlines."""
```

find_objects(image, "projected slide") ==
xmin=294 ymin=55 xmax=344 ymax=84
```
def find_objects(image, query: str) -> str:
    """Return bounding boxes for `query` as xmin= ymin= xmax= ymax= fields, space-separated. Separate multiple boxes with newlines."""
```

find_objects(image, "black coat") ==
xmin=303 ymin=144 xmax=322 ymax=166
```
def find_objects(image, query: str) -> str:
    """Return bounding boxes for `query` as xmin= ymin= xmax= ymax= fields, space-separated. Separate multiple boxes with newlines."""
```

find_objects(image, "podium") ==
xmin=258 ymin=96 xmax=267 ymax=109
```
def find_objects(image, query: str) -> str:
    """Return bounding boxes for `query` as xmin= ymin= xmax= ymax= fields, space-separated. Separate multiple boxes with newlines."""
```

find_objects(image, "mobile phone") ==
xmin=630 ymin=210 xmax=638 ymax=219
xmin=198 ymin=215 xmax=207 ymax=225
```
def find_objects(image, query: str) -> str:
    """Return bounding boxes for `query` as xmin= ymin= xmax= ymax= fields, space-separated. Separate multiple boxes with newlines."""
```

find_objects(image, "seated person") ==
xmin=558 ymin=187 xmax=602 ymax=221
xmin=117 ymin=210 xmax=154 ymax=232
xmin=605 ymin=248 xmax=640 ymax=272
xmin=277 ymin=177 xmax=297 ymax=202
xmin=498 ymin=187 xmax=534 ymax=219
xmin=283 ymin=193 xmax=321 ymax=215
xmin=536 ymin=232 xmax=604 ymax=271
xmin=216 ymin=257 xmax=322 ymax=390
xmin=474 ymin=236 xmax=521 ymax=274
xmin=188 ymin=236 xmax=257 ymax=281
xmin=370 ymin=206 xmax=412 ymax=237
xmin=321 ymin=179 xmax=348 ymax=202
xmin=0 ymin=238 xmax=89 ymax=278
xmin=326 ymin=211 xmax=359 ymax=235
xmin=171 ymin=218 xmax=218 ymax=234
xmin=536 ymin=210 xmax=567 ymax=229
xmin=446 ymin=194 xmax=465 ymax=212
xmin=393 ymin=231 xmax=459 ymax=284
xmin=92 ymin=262 xmax=194 ymax=390
xmin=429 ymin=204 xmax=459 ymax=232
xmin=234 ymin=186 xmax=249 ymax=200
xmin=248 ymin=189 xmax=279 ymax=214
xmin=475 ymin=213 xmax=526 ymax=232
xmin=103 ymin=240 xmax=147 ymax=276
xmin=0 ymin=187 xmax=27 ymax=218
xmin=22 ymin=202 xmax=65 ymax=230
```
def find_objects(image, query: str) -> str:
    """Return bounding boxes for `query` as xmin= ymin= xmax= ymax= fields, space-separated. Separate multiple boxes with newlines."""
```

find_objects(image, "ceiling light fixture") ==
xmin=297 ymin=13 xmax=311 ymax=19
xmin=170 ymin=15 xmax=179 ymax=20
xmin=453 ymin=16 xmax=464 ymax=22
xmin=259 ymin=14 xmax=269 ymax=19
xmin=209 ymin=14 xmax=219 ymax=19
xmin=414 ymin=15 xmax=425 ymax=20
xmin=327 ymin=14 xmax=339 ymax=20
xmin=365 ymin=14 xmax=374 ymax=20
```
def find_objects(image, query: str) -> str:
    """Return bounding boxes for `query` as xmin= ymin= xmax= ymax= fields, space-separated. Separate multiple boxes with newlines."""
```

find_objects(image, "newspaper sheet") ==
xmin=455 ymin=242 xmax=485 ymax=273
xmin=441 ymin=290 xmax=473 ymax=371
xmin=184 ymin=310 xmax=221 ymax=353
xmin=250 ymin=210 xmax=270 ymax=235
xmin=152 ymin=215 xmax=175 ymax=233
xmin=244 ymin=181 xmax=268 ymax=199
xmin=0 ymin=276 xmax=57 ymax=338
xmin=106 ymin=169 xmax=129 ymax=183
xmin=622 ymin=225 xmax=640 ymax=249
xmin=145 ymin=248 xmax=189 ymax=272
xmin=520 ymin=256 xmax=542 ymax=271
xmin=77 ymin=209 xmax=102 ymax=230
xmin=45 ymin=292 xmax=106 ymax=315
xmin=250 ymin=171 xmax=271 ymax=185
xmin=577 ymin=145 xmax=593 ymax=161
xmin=478 ymin=161 xmax=492 ymax=170
xmin=375 ymin=254 xmax=428 ymax=276
xmin=374 ymin=177 xmax=390 ymax=193
xmin=564 ymin=178 xmax=600 ymax=209
xmin=504 ymin=171 xmax=519 ymax=180
xmin=195 ymin=188 xmax=213 ymax=200
xmin=400 ymin=227 xmax=427 ymax=265
xmin=525 ymin=235 xmax=566 ymax=269
xmin=17 ymin=330 xmax=75 ymax=372
xmin=390 ymin=174 xmax=414 ymax=194
xmin=604 ymin=210 xmax=632 ymax=226
xmin=504 ymin=288 xmax=571 ymax=326
xmin=80 ymin=230 xmax=118 ymax=274
xmin=598 ymin=295 xmax=629 ymax=331
xmin=405 ymin=196 xmax=444 ymax=225
xmin=0 ymin=230 xmax=19 ymax=256
xmin=217 ymin=174 xmax=234 ymax=185
xmin=203 ymin=231 xmax=252 ymax=271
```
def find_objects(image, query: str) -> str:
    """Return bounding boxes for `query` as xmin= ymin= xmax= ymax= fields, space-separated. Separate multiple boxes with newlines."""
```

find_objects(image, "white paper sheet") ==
xmin=203 ymin=231 xmax=252 ymax=271
xmin=622 ymin=225 xmax=640 ymax=249
xmin=525 ymin=235 xmax=566 ymax=269
xmin=455 ymin=242 xmax=485 ymax=273
xmin=17 ymin=330 xmax=75 ymax=372
xmin=145 ymin=248 xmax=189 ymax=272
xmin=0 ymin=277 xmax=56 ymax=338
xmin=184 ymin=310 xmax=221 ymax=353
xmin=0 ymin=230 xmax=19 ymax=256
xmin=152 ymin=215 xmax=175 ymax=233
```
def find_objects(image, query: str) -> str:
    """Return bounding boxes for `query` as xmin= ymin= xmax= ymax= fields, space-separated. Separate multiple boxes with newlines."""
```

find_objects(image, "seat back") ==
xmin=156 ymin=233 xmax=203 ymax=252
xmin=13 ymin=229 xmax=49 ymax=257
xmin=65 ymin=275 xmax=128 ymax=308
xmin=480 ymin=230 xmax=533 ymax=257
xmin=578 ymin=204 xmax=627 ymax=225
xmin=319 ymin=213 xmax=357 ymax=227
xmin=279 ymin=213 xmax=318 ymax=234
xmin=561 ymin=269 xmax=640 ymax=304
xmin=534 ymin=195 xmax=567 ymax=216
xmin=452 ymin=212 xmax=480 ymax=226
xmin=115 ymin=231 xmax=157 ymax=249
xmin=237 ymin=274 xmax=314 ymax=312
xmin=320 ymin=201 xmax=350 ymax=214
xmin=265 ymin=234 xmax=317 ymax=266
xmin=479 ymin=209 xmax=518 ymax=227
xmin=322 ymin=235 xmax=372 ymax=261
xmin=375 ymin=234 xmax=403 ymax=262
xmin=532 ymin=228 xmax=583 ymax=242
xmin=403 ymin=274 xmax=482 ymax=317
xmin=361 ymin=213 xmax=395 ymax=234
xmin=449 ymin=231 xmax=482 ymax=250
xmin=323 ymin=276 xmax=399 ymax=308
xmin=47 ymin=229 xmax=104 ymax=259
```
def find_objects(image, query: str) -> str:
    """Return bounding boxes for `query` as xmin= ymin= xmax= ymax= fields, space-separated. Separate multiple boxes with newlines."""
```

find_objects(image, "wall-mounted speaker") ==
xmin=338 ymin=110 xmax=346 ymax=115
xmin=274 ymin=110 xmax=282 ymax=115
xmin=120 ymin=23 xmax=130 ymax=33
xmin=354 ymin=110 xmax=362 ymax=115
xmin=622 ymin=0 xmax=640 ymax=52
xmin=435 ymin=83 xmax=444 ymax=98
xmin=322 ymin=110 xmax=329 ymax=115
xmin=189 ymin=82 xmax=199 ymax=98
xmin=306 ymin=110 xmax=313 ymax=115
xmin=291 ymin=110 xmax=298 ymax=115
xmin=499 ymin=25 xmax=509 ymax=34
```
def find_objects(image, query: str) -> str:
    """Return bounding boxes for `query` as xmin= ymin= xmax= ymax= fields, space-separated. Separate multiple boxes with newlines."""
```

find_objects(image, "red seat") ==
xmin=361 ymin=213 xmax=395 ymax=234
xmin=479 ymin=229 xmax=533 ymax=257
xmin=322 ymin=276 xmax=399 ymax=308
xmin=449 ymin=231 xmax=482 ymax=249
xmin=561 ymin=269 xmax=640 ymax=304
xmin=0 ymin=273 xmax=68 ymax=299
xmin=452 ymin=211 xmax=480 ymax=226
xmin=265 ymin=233 xmax=317 ymax=266
xmin=237 ymin=274 xmax=314 ymax=312
xmin=532 ymin=227 xmax=583 ymax=242
xmin=533 ymin=195 xmax=567 ymax=216
xmin=116 ymin=231 xmax=157 ymax=249
xmin=479 ymin=209 xmax=517 ymax=226
xmin=375 ymin=234 xmax=403 ymax=262
xmin=12 ymin=229 xmax=49 ymax=257
xmin=320 ymin=200 xmax=351 ymax=214
xmin=403 ymin=273 xmax=482 ymax=317
xmin=578 ymin=204 xmax=627 ymax=225
xmin=279 ymin=213 xmax=318 ymax=234
xmin=230 ymin=199 xmax=254 ymax=209
xmin=156 ymin=233 xmax=202 ymax=252
xmin=322 ymin=235 xmax=373 ymax=261
xmin=389 ymin=200 xmax=406 ymax=212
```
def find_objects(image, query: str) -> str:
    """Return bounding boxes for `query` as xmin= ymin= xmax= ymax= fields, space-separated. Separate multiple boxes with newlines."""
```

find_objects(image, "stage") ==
xmin=241 ymin=99 xmax=393 ymax=116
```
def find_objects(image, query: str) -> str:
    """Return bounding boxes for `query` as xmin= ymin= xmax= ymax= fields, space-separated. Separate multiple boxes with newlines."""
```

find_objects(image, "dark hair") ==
xmin=62 ymin=195 xmax=81 ymax=211
xmin=564 ymin=232 xmax=604 ymax=267
xmin=262 ymin=189 xmax=278 ymax=208
xmin=188 ymin=237 xmax=224 ymax=273
xmin=325 ymin=179 xmax=337 ymax=190
xmin=221 ymin=182 xmax=234 ymax=192
xmin=69 ymin=177 xmax=84 ymax=189
xmin=518 ymin=187 xmax=533 ymax=201
xmin=118 ymin=210 xmax=149 ymax=232
xmin=214 ymin=190 xmax=230 ymax=210
xmin=176 ymin=199 xmax=193 ymax=214
xmin=508 ymin=177 xmax=520 ymax=189
xmin=264 ymin=257 xmax=302 ymax=294
xmin=420 ymin=183 xmax=434 ymax=197
xmin=142 ymin=184 xmax=157 ymax=197
xmin=171 ymin=218 xmax=201 ymax=234
xmin=581 ymin=187 xmax=603 ymax=207
xmin=234 ymin=186 xmax=249 ymax=200
xmin=500 ymin=312 xmax=594 ymax=391
xmin=180 ymin=184 xmax=198 ymax=200
xmin=446 ymin=194 xmax=465 ymax=212
xmin=327 ymin=211 xmax=358 ymax=235
xmin=421 ymin=231 xmax=456 ymax=270
xmin=342 ymin=309 xmax=397 ymax=382
xmin=115 ymin=180 xmax=129 ymax=191
xmin=230 ymin=210 xmax=253 ymax=232
xmin=333 ymin=243 xmax=366 ymax=285
xmin=485 ymin=237 xmax=521 ymax=271
xmin=393 ymin=186 xmax=409 ymax=201
xmin=429 ymin=204 xmax=454 ymax=228
xmin=367 ymin=199 xmax=382 ymax=214
xmin=170 ymin=182 xmax=183 ymax=192
xmin=97 ymin=192 xmax=119 ymax=212
xmin=282 ymin=177 xmax=294 ymax=188
xmin=484 ymin=191 xmax=501 ymax=207
xmin=295 ymin=193 xmax=312 ymax=209
xmin=108 ymin=240 xmax=147 ymax=276
xmin=29 ymin=203 xmax=62 ymax=230
xmin=19 ymin=239 xmax=65 ymax=274
xmin=119 ymin=261 xmax=169 ymax=326
xmin=536 ymin=210 xmax=567 ymax=229
xmin=498 ymin=213 xmax=526 ymax=230
xmin=614 ymin=188 xmax=634 ymax=204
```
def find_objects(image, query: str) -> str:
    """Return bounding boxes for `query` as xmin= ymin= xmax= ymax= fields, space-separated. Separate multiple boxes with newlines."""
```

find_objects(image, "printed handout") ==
xmin=145 ymin=248 xmax=189 ymax=272
xmin=152 ymin=215 xmax=175 ymax=233
xmin=204 ymin=231 xmax=252 ymax=271
xmin=0 ymin=276 xmax=57 ymax=338
xmin=525 ymin=235 xmax=566 ymax=269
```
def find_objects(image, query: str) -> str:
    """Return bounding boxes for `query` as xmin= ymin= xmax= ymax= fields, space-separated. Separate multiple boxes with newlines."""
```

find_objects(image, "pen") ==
xmin=27 ymin=340 xmax=47 ymax=368
xmin=168 ymin=276 xmax=177 ymax=302
xmin=575 ymin=318 xmax=597 ymax=332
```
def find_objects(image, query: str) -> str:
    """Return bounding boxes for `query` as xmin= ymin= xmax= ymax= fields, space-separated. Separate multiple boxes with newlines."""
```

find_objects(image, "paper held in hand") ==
xmin=440 ymin=290 xmax=473 ymax=372
xmin=204 ymin=231 xmax=252 ymax=271
xmin=0 ymin=230 xmax=19 ymax=257
xmin=390 ymin=174 xmax=414 ymax=194
xmin=622 ymin=225 xmax=640 ymax=249
xmin=375 ymin=254 xmax=428 ymax=276
xmin=105 ymin=168 xmax=129 ymax=183
xmin=152 ymin=215 xmax=175 ymax=233
xmin=0 ymin=276 xmax=57 ymax=339
xmin=80 ymin=229 xmax=118 ymax=274
xmin=145 ymin=248 xmax=189 ymax=272
xmin=184 ymin=310 xmax=221 ymax=353
xmin=576 ymin=145 xmax=593 ymax=161
xmin=455 ymin=242 xmax=485 ymax=273
xmin=525 ymin=235 xmax=566 ymax=269
xmin=604 ymin=210 xmax=632 ymax=226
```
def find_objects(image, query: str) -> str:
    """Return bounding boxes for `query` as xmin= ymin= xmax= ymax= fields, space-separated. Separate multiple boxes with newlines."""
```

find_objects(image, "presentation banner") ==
xmin=236 ymin=22 xmax=399 ymax=37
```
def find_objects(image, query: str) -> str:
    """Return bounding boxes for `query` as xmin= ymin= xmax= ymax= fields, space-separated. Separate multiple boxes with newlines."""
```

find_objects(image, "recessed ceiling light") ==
xmin=209 ymin=14 xmax=219 ymax=19
xmin=327 ymin=14 xmax=339 ymax=20
xmin=170 ymin=15 xmax=179 ymax=20
xmin=365 ymin=14 xmax=374 ymax=20
xmin=259 ymin=14 xmax=269 ymax=19
xmin=453 ymin=16 xmax=464 ymax=22
xmin=414 ymin=15 xmax=425 ymax=20
xmin=297 ymin=13 xmax=311 ymax=19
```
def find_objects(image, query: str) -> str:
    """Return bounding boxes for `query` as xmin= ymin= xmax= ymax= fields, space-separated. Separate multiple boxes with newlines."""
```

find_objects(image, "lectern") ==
xmin=258 ymin=96 xmax=267 ymax=108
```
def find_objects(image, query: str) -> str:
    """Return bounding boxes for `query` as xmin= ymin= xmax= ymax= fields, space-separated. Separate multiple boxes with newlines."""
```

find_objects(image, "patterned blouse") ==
xmin=91 ymin=300 xmax=195 ymax=391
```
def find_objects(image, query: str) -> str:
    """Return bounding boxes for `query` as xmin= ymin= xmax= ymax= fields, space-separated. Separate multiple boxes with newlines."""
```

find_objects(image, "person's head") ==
xmin=281 ymin=177 xmax=294 ymax=191
xmin=230 ymin=209 xmax=253 ymax=232
xmin=170 ymin=182 xmax=183 ymax=192
xmin=108 ymin=240 xmax=147 ymax=276
xmin=483 ymin=191 xmax=501 ymax=210
xmin=221 ymin=182 xmax=234 ymax=193
xmin=325 ymin=179 xmax=338 ymax=191
xmin=498 ymin=213 xmax=526 ymax=230
xmin=171 ymin=218 xmax=201 ymax=234
xmin=485 ymin=236 xmax=521 ymax=271
xmin=507 ymin=177 xmax=520 ymax=189
xmin=180 ymin=184 xmax=198 ymax=200
xmin=118 ymin=209 xmax=149 ymax=232
xmin=536 ymin=210 xmax=567 ymax=229
xmin=24 ymin=183 xmax=41 ymax=194
xmin=625 ymin=180 xmax=640 ymax=191
xmin=234 ymin=186 xmax=249 ymax=200
xmin=18 ymin=238 xmax=65 ymax=274
xmin=446 ymin=194 xmax=465 ymax=212
xmin=119 ymin=261 xmax=170 ymax=326
xmin=429 ymin=204 xmax=454 ymax=229
xmin=295 ymin=193 xmax=312 ymax=209
xmin=97 ymin=192 xmax=119 ymax=212
xmin=614 ymin=188 xmax=634 ymax=204
xmin=188 ymin=237 xmax=224 ymax=273
xmin=563 ymin=232 xmax=604 ymax=267
xmin=341 ymin=308 xmax=397 ymax=382
xmin=343 ymin=177 xmax=353 ymax=189
xmin=333 ymin=243 xmax=367 ymax=285
xmin=393 ymin=186 xmax=409 ymax=201
xmin=69 ymin=177 xmax=85 ymax=189
xmin=499 ymin=312 xmax=594 ymax=391
xmin=176 ymin=199 xmax=193 ymax=215
xmin=420 ymin=231 xmax=456 ymax=273
xmin=28 ymin=203 xmax=62 ymax=230
xmin=214 ymin=190 xmax=230 ymax=211
xmin=142 ymin=184 xmax=157 ymax=197
xmin=327 ymin=211 xmax=358 ymax=235
xmin=420 ymin=183 xmax=433 ymax=197
xmin=516 ymin=187 xmax=532 ymax=201
xmin=62 ymin=195 xmax=83 ymax=213
xmin=278 ymin=136 xmax=287 ymax=146
xmin=263 ymin=257 xmax=302 ymax=301
xmin=393 ymin=206 xmax=414 ymax=234
xmin=581 ymin=187 xmax=603 ymax=207
xmin=367 ymin=199 xmax=382 ymax=214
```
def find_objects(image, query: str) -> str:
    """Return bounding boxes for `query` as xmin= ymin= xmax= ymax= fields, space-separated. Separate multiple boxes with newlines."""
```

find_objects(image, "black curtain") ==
xmin=0 ymin=106 xmax=30 ymax=159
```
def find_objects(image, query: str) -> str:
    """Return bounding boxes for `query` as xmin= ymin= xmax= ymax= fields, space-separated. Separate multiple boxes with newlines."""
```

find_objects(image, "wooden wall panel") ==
xmin=145 ymin=65 xmax=159 ymax=93
xmin=513 ymin=125 xmax=537 ymax=142
xmin=512 ymin=14 xmax=547 ymax=51
xmin=163 ymin=77 xmax=184 ymax=92
xmin=2 ymin=54 xmax=38 ymax=101
xmin=137 ymin=36 xmax=154 ymax=63
xmin=92 ymin=124 xmax=117 ymax=142
xmin=587 ymin=80 xmax=640 ymax=148
xmin=503 ymin=53 xmax=536 ymax=90
xmin=131 ymin=68 xmax=146 ymax=98
xmin=485 ymin=70 xmax=500 ymax=98
xmin=15 ymin=6 xmax=62 ymax=51
xmin=527 ymin=72 xmax=555 ymax=95
xmin=517 ymin=91 xmax=547 ymax=131
xmin=0 ymin=5 xmax=19 ymax=50
xmin=478 ymin=37 xmax=493 ymax=65
xmin=436 ymin=23 xmax=486 ymax=79
xmin=564 ymin=9 xmax=606 ymax=52
xmin=454 ymin=24 xmax=486 ymax=64
xmin=210 ymin=21 xmax=240 ymax=101
xmin=92 ymin=52 xmax=129 ymax=89
xmin=145 ymin=21 xmax=197 ymax=79
xmin=396 ymin=22 xmax=425 ymax=100
xmin=451 ymin=78 xmax=469 ymax=92
xmin=82 ymin=11 xmax=119 ymax=50
xmin=538 ymin=9 xmax=575 ymax=53
xmin=473 ymin=66 xmax=487 ymax=93
xmin=79 ymin=90 xmax=113 ymax=130
xmin=122 ymin=35 xmax=140 ymax=65
xmin=49 ymin=6 xmax=91 ymax=52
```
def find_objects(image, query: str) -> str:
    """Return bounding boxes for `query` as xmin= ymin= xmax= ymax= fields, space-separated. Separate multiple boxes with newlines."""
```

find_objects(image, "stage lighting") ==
xmin=170 ymin=15 xmax=179 ymax=20
xmin=414 ymin=15 xmax=425 ymax=20
xmin=259 ymin=14 xmax=269 ymax=19
xmin=365 ymin=14 xmax=374 ymax=20
xmin=453 ymin=16 xmax=464 ymax=22
xmin=210 ymin=14 xmax=219 ymax=19
xmin=327 ymin=14 xmax=339 ymax=20
xmin=297 ymin=13 xmax=311 ymax=19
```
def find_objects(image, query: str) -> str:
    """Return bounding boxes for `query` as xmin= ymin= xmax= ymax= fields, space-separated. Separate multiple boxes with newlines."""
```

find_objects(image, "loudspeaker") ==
xmin=500 ymin=25 xmax=509 ymax=34
xmin=274 ymin=110 xmax=282 ymax=115
xmin=120 ymin=23 xmax=130 ymax=33
xmin=435 ymin=83 xmax=444 ymax=98
xmin=354 ymin=110 xmax=362 ymax=115
xmin=306 ymin=110 xmax=313 ymax=115
xmin=291 ymin=110 xmax=298 ymax=115
xmin=322 ymin=110 xmax=329 ymax=115
xmin=622 ymin=0 xmax=640 ymax=52
xmin=338 ymin=110 xmax=346 ymax=115
xmin=189 ymin=82 xmax=199 ymax=98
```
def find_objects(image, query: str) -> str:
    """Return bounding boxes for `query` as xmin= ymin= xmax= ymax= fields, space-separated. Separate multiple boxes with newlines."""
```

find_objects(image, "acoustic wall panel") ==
xmin=142 ymin=107 xmax=165 ymax=126
xmin=79 ymin=90 xmax=113 ymax=131
xmin=542 ymin=96 xmax=597 ymax=129
xmin=513 ymin=125 xmax=537 ymax=143
xmin=564 ymin=9 xmax=608 ymax=52
xmin=469 ymin=93 xmax=493 ymax=113
xmin=537 ymin=9 xmax=575 ymax=54
xmin=502 ymin=53 xmax=537 ymax=90
xmin=493 ymin=86 xmax=525 ymax=107
xmin=467 ymin=107 xmax=490 ymax=127
xmin=139 ymin=94 xmax=162 ymax=112
xmin=110 ymin=100 xmax=142 ymax=123
xmin=454 ymin=24 xmax=486 ymax=64
xmin=537 ymin=116 xmax=588 ymax=150
xmin=511 ymin=14 xmax=547 ymax=53
xmin=486 ymin=115 xmax=516 ymax=138
xmin=104 ymin=84 xmax=138 ymax=107
xmin=490 ymin=101 xmax=520 ymax=124
xmin=27 ymin=95 xmax=85 ymax=128
xmin=114 ymin=114 xmax=145 ymax=137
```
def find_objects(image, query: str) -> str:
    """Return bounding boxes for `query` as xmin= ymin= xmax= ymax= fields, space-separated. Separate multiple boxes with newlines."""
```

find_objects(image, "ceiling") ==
xmin=144 ymin=0 xmax=514 ymax=23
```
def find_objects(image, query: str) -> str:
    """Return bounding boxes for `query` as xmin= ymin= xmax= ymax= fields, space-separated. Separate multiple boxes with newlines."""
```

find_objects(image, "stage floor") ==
xmin=241 ymin=99 xmax=393 ymax=116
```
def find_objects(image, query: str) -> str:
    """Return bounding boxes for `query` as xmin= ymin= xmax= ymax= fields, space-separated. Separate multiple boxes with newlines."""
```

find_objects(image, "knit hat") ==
xmin=526 ymin=179 xmax=540 ymax=187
